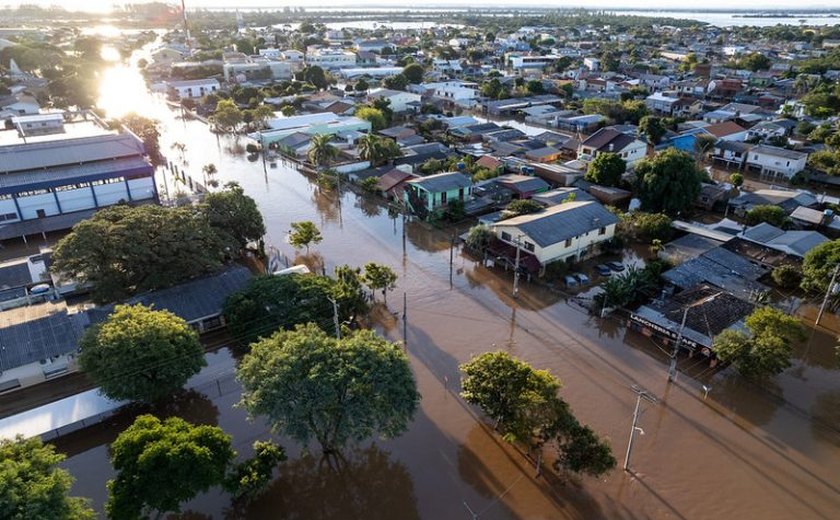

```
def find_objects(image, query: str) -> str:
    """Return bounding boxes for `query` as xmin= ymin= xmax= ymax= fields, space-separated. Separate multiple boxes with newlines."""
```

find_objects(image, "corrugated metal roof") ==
xmin=494 ymin=201 xmax=619 ymax=248
xmin=0 ymin=133 xmax=146 ymax=174
xmin=407 ymin=171 xmax=472 ymax=193
xmin=0 ymin=156 xmax=152 ymax=190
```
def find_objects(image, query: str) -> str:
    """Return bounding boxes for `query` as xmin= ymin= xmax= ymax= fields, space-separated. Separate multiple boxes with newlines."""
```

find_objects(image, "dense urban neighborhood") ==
xmin=0 ymin=3 xmax=839 ymax=519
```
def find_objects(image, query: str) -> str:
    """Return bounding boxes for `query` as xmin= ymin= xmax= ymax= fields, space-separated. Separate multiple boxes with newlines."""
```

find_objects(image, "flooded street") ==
xmin=51 ymin=58 xmax=840 ymax=519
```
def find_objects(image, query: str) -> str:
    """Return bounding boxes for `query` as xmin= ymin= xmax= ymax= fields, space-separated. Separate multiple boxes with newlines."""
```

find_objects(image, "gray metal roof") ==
xmin=0 ymin=302 xmax=88 ymax=372
xmin=751 ymin=145 xmax=808 ymax=160
xmin=0 ymin=260 xmax=32 ymax=290
xmin=494 ymin=201 xmax=619 ymax=248
xmin=533 ymin=188 xmax=596 ymax=206
xmin=0 ymin=156 xmax=152 ymax=190
xmin=89 ymin=266 xmax=254 ymax=326
xmin=742 ymin=222 xmax=785 ymax=243
xmin=407 ymin=171 xmax=472 ymax=193
xmin=0 ymin=133 xmax=146 ymax=174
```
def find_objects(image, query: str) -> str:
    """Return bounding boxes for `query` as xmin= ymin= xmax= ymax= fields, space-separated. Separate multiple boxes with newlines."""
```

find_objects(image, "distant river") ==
xmin=604 ymin=10 xmax=839 ymax=27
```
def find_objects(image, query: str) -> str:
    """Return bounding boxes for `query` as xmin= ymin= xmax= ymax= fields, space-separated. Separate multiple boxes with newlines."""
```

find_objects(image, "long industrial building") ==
xmin=0 ymin=113 xmax=157 ymax=241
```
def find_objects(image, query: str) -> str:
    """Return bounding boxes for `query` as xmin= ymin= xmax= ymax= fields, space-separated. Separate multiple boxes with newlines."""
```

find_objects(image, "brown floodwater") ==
xmin=51 ymin=91 xmax=840 ymax=519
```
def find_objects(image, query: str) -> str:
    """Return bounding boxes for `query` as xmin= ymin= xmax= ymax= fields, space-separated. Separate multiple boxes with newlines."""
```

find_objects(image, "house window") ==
xmin=501 ymin=231 xmax=512 ymax=242
xmin=565 ymin=238 xmax=573 ymax=247
xmin=753 ymin=154 xmax=758 ymax=160
xmin=523 ymin=241 xmax=535 ymax=252
xmin=599 ymin=227 xmax=606 ymax=235
xmin=0 ymin=213 xmax=18 ymax=222
xmin=440 ymin=191 xmax=447 ymax=205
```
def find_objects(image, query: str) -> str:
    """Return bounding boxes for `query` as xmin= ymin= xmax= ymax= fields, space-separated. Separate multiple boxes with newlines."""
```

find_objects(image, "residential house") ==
xmin=251 ymin=113 xmax=372 ymax=147
xmin=525 ymin=147 xmax=564 ymax=163
xmin=0 ymin=93 xmax=39 ymax=117
xmin=744 ymin=145 xmax=808 ymax=180
xmin=491 ymin=200 xmax=619 ymax=269
xmin=404 ymin=171 xmax=472 ymax=218
xmin=367 ymin=89 xmax=422 ymax=113
xmin=376 ymin=168 xmax=417 ymax=201
xmin=711 ymin=140 xmax=754 ymax=170
xmin=746 ymin=119 xmax=797 ymax=142
xmin=645 ymin=92 xmax=680 ymax=115
xmin=728 ymin=188 xmax=818 ymax=216
xmin=166 ymin=79 xmax=220 ymax=99
xmin=532 ymin=187 xmax=596 ymax=206
xmin=789 ymin=207 xmax=840 ymax=236
xmin=305 ymin=48 xmax=357 ymax=69
xmin=577 ymin=128 xmax=648 ymax=168
xmin=493 ymin=174 xmax=550 ymax=199
xmin=739 ymin=222 xmax=827 ymax=258
xmin=702 ymin=121 xmax=749 ymax=142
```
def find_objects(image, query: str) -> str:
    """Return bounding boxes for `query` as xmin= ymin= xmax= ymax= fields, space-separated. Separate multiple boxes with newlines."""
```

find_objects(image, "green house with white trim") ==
xmin=404 ymin=171 xmax=472 ymax=219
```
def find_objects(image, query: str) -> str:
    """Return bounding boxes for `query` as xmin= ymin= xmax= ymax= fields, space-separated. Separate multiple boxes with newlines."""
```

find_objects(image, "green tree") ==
xmin=107 ymin=415 xmax=235 ymax=519
xmin=694 ymin=134 xmax=718 ymax=164
xmin=730 ymin=173 xmax=744 ymax=187
xmin=402 ymin=62 xmax=424 ymax=83
xmin=333 ymin=264 xmax=369 ymax=319
xmin=251 ymin=104 xmax=275 ymax=129
xmin=307 ymin=134 xmax=339 ymax=168
xmin=738 ymin=52 xmax=772 ymax=72
xmin=480 ymin=78 xmax=505 ymax=99
xmin=0 ymin=436 xmax=94 ymax=520
xmin=212 ymin=98 xmax=243 ymax=132
xmin=118 ymin=113 xmax=163 ymax=166
xmin=363 ymin=262 xmax=398 ymax=305
xmin=79 ymin=304 xmax=205 ymax=403
xmin=223 ymin=274 xmax=348 ymax=346
xmin=772 ymin=264 xmax=802 ymax=289
xmin=619 ymin=211 xmax=673 ymax=243
xmin=52 ymin=205 xmax=226 ymax=303
xmin=354 ymin=78 xmax=369 ymax=92
xmin=504 ymin=199 xmax=543 ymax=216
xmin=358 ymin=134 xmax=402 ymax=166
xmin=525 ymin=79 xmax=544 ymax=95
xmin=237 ymin=323 xmax=420 ymax=454
xmin=382 ymin=73 xmax=409 ymax=90
xmin=635 ymin=149 xmax=704 ymax=217
xmin=203 ymin=182 xmax=266 ymax=250
xmin=745 ymin=204 xmax=787 ymax=227
xmin=801 ymin=239 xmax=840 ymax=296
xmin=224 ymin=440 xmax=286 ymax=502
xmin=585 ymin=152 xmax=626 ymax=187
xmin=289 ymin=220 xmax=323 ymax=253
xmin=301 ymin=65 xmax=328 ymax=90
xmin=638 ymin=115 xmax=667 ymax=145
xmin=356 ymin=106 xmax=387 ymax=131
xmin=465 ymin=224 xmax=494 ymax=254
xmin=460 ymin=352 xmax=615 ymax=477
xmin=714 ymin=307 xmax=805 ymax=379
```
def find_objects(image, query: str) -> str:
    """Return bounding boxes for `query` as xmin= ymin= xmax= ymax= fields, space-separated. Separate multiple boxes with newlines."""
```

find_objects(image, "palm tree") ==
xmin=202 ymin=163 xmax=217 ymax=188
xmin=307 ymin=134 xmax=338 ymax=168
xmin=358 ymin=134 xmax=382 ymax=166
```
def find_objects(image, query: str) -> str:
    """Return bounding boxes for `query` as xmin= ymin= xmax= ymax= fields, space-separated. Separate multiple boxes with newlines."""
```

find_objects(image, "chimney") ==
xmin=608 ymin=143 xmax=614 ymax=152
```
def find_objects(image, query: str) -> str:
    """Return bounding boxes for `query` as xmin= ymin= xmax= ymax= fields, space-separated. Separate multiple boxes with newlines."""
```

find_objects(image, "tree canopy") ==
xmin=745 ymin=204 xmax=787 ymax=228
xmin=585 ymin=152 xmax=626 ymax=187
xmin=356 ymin=106 xmax=387 ymax=131
xmin=362 ymin=262 xmax=398 ymax=304
xmin=289 ymin=220 xmax=323 ymax=253
xmin=0 ymin=436 xmax=94 ymax=520
xmin=635 ymin=149 xmax=704 ymax=217
xmin=307 ymin=134 xmax=339 ymax=168
xmin=714 ymin=306 xmax=805 ymax=379
xmin=460 ymin=351 xmax=615 ymax=477
xmin=237 ymin=323 xmax=420 ymax=454
xmin=801 ymin=239 xmax=840 ymax=296
xmin=117 ymin=114 xmax=163 ymax=166
xmin=107 ymin=415 xmax=235 ymax=519
xmin=79 ymin=304 xmax=206 ymax=403
xmin=402 ymin=62 xmax=424 ymax=83
xmin=52 ymin=204 xmax=230 ymax=303
xmin=212 ymin=98 xmax=243 ymax=132
xmin=638 ymin=115 xmax=667 ymax=145
xmin=203 ymin=182 xmax=266 ymax=250
xmin=223 ymin=273 xmax=361 ymax=346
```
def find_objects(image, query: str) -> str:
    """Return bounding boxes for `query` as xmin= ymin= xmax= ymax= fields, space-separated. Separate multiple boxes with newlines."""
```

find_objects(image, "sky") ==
xmin=6 ymin=1 xmax=836 ymax=13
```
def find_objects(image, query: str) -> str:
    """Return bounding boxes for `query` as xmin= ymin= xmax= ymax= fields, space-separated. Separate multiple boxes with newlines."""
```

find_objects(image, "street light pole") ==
xmin=513 ymin=234 xmax=522 ymax=298
xmin=624 ymin=385 xmax=656 ymax=472
xmin=815 ymin=263 xmax=840 ymax=326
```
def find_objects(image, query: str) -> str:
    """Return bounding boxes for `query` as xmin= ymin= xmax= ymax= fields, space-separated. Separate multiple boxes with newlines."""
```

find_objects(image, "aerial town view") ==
xmin=0 ymin=0 xmax=839 ymax=518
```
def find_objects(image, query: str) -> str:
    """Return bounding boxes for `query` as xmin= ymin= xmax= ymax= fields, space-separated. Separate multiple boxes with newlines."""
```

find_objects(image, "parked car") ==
xmin=606 ymin=261 xmax=625 ymax=272
xmin=564 ymin=275 xmax=579 ymax=288
xmin=595 ymin=264 xmax=612 ymax=277
xmin=574 ymin=272 xmax=590 ymax=284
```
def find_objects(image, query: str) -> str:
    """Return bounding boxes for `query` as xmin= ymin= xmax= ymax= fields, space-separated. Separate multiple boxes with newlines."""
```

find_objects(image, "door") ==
xmin=36 ymin=209 xmax=46 ymax=219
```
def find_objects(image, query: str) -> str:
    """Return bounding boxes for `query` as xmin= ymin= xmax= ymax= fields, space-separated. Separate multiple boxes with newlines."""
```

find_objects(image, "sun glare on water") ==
xmin=97 ymin=65 xmax=164 ymax=120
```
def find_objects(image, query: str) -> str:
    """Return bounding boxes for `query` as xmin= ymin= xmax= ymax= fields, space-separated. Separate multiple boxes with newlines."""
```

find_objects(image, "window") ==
xmin=0 ymin=212 xmax=18 ymax=222
xmin=523 ymin=241 xmax=535 ymax=252
xmin=599 ymin=227 xmax=606 ymax=235
xmin=565 ymin=238 xmax=573 ymax=247
xmin=501 ymin=231 xmax=512 ymax=242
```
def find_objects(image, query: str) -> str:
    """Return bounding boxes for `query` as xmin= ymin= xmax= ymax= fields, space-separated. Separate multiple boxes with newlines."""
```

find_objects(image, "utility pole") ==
xmin=624 ymin=385 xmax=657 ymax=472
xmin=669 ymin=292 xmax=719 ymax=383
xmin=512 ymin=234 xmax=522 ymax=298
xmin=327 ymin=297 xmax=340 ymax=340
xmin=815 ymin=263 xmax=840 ymax=326
xmin=403 ymin=292 xmax=408 ymax=348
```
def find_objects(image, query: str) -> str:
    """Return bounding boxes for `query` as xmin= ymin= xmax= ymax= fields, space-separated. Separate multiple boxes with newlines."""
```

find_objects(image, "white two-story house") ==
xmin=745 ymin=145 xmax=808 ymax=180
xmin=578 ymin=128 xmax=648 ymax=169
xmin=491 ymin=201 xmax=619 ymax=271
